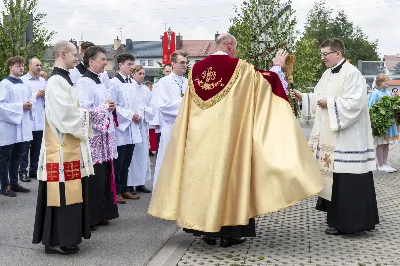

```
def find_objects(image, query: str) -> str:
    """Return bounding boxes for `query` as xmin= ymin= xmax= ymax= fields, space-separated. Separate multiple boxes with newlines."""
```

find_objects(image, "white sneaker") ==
xmin=385 ymin=165 xmax=397 ymax=172
xmin=378 ymin=165 xmax=395 ymax=173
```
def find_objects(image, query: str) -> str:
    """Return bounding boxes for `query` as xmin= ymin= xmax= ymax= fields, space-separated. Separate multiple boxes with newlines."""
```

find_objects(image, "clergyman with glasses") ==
xmin=291 ymin=38 xmax=379 ymax=236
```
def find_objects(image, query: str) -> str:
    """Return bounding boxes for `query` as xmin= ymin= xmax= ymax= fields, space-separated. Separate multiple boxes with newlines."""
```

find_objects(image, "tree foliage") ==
xmin=294 ymin=0 xmax=380 ymax=89
xmin=0 ymin=0 xmax=55 ymax=78
xmin=229 ymin=0 xmax=297 ymax=70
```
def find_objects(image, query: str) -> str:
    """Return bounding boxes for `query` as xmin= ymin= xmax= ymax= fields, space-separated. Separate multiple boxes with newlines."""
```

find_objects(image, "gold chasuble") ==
xmin=148 ymin=55 xmax=325 ymax=232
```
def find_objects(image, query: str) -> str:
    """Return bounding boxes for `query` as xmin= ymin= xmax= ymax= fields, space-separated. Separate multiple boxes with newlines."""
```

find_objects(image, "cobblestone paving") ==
xmin=177 ymin=145 xmax=400 ymax=266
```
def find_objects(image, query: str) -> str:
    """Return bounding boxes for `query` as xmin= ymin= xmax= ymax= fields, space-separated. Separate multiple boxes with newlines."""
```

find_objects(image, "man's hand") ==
xmin=23 ymin=102 xmax=32 ymax=110
xmin=107 ymin=100 xmax=116 ymax=112
xmin=272 ymin=49 xmax=289 ymax=67
xmin=36 ymin=90 xmax=45 ymax=98
xmin=133 ymin=113 xmax=142 ymax=124
xmin=317 ymin=98 xmax=327 ymax=109
xmin=290 ymin=89 xmax=303 ymax=101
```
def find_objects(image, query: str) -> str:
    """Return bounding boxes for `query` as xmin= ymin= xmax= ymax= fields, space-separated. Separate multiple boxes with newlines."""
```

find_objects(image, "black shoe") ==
xmin=136 ymin=185 xmax=152 ymax=193
xmin=97 ymin=220 xmax=110 ymax=226
xmin=19 ymin=173 xmax=30 ymax=182
xmin=0 ymin=186 xmax=16 ymax=197
xmin=220 ymin=237 xmax=246 ymax=247
xmin=201 ymin=236 xmax=216 ymax=245
xmin=29 ymin=173 xmax=37 ymax=179
xmin=90 ymin=225 xmax=97 ymax=231
xmin=11 ymin=184 xmax=30 ymax=193
xmin=61 ymin=246 xmax=80 ymax=252
xmin=324 ymin=227 xmax=344 ymax=236
xmin=45 ymin=246 xmax=78 ymax=255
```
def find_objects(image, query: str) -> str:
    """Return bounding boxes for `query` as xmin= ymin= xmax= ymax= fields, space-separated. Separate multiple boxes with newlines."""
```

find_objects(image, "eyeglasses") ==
xmin=174 ymin=61 xmax=188 ymax=65
xmin=320 ymin=51 xmax=338 ymax=57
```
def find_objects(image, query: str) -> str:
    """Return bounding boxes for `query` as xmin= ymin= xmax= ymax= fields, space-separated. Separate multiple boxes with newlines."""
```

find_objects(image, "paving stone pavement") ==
xmin=175 ymin=144 xmax=400 ymax=266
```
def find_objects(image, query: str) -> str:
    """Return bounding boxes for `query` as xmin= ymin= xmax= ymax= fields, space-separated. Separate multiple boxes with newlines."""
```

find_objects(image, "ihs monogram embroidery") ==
xmin=322 ymin=154 xmax=332 ymax=168
xmin=194 ymin=67 xmax=225 ymax=90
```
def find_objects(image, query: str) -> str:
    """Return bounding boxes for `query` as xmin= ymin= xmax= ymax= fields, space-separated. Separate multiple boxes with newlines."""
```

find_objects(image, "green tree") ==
xmin=229 ymin=0 xmax=297 ymax=70
xmin=294 ymin=0 xmax=380 ymax=88
xmin=293 ymin=37 xmax=321 ymax=90
xmin=0 ymin=0 xmax=55 ymax=78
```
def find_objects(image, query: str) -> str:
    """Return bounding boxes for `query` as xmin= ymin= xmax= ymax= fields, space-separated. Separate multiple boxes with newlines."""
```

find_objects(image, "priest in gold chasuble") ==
xmin=148 ymin=33 xmax=325 ymax=247
xmin=33 ymin=41 xmax=94 ymax=255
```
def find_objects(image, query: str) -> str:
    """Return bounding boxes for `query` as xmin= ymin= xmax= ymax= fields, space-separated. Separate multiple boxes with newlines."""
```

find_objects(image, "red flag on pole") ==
xmin=162 ymin=32 xmax=169 ymax=64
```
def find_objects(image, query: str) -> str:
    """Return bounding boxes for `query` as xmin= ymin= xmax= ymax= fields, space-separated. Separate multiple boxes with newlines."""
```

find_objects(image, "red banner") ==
xmin=162 ymin=32 xmax=169 ymax=64
xmin=170 ymin=31 xmax=176 ymax=55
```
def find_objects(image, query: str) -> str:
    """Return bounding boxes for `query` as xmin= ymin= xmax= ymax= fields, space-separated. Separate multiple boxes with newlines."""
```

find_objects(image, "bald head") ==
xmin=28 ymin=57 xmax=42 ymax=77
xmin=53 ymin=40 xmax=78 ymax=70
xmin=215 ymin=33 xmax=237 ymax=57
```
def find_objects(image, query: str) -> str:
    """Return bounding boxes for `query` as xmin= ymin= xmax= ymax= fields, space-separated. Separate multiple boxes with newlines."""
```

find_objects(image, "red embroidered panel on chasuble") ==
xmin=192 ymin=55 xmax=239 ymax=101
xmin=64 ymin=161 xmax=82 ymax=181
xmin=254 ymin=67 xmax=289 ymax=103
xmin=46 ymin=163 xmax=60 ymax=182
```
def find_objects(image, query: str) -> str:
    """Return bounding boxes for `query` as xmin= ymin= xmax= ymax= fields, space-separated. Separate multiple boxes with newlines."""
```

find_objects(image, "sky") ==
xmin=34 ymin=0 xmax=400 ymax=56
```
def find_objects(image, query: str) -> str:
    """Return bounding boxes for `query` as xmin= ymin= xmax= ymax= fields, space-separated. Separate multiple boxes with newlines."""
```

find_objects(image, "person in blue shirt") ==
xmin=368 ymin=74 xmax=399 ymax=173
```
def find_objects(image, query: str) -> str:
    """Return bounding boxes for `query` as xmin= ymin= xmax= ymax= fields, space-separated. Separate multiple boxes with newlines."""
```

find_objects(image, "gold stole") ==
xmin=45 ymin=119 xmax=83 ymax=207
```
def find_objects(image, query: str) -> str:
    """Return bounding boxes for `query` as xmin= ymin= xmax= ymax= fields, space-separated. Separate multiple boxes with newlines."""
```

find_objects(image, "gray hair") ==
xmin=215 ymin=33 xmax=236 ymax=47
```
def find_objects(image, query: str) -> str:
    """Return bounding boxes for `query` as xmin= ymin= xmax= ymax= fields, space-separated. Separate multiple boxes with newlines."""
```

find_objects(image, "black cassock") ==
xmin=88 ymin=162 xmax=119 ymax=225
xmin=33 ymin=177 xmax=91 ymax=247
xmin=316 ymin=171 xmax=379 ymax=234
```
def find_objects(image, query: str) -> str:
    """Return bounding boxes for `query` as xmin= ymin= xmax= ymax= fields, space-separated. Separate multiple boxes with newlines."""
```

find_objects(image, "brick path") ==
xmin=175 ymin=145 xmax=400 ymax=266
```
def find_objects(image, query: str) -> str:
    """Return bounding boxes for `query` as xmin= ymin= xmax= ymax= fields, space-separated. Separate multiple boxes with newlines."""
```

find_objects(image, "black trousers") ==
xmin=0 ymin=142 xmax=26 ymax=188
xmin=113 ymin=144 xmax=135 ymax=194
xmin=19 ymin=130 xmax=43 ymax=175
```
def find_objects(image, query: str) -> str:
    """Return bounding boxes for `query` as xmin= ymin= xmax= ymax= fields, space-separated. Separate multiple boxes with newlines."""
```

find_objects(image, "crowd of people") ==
xmin=0 ymin=32 xmax=391 ymax=255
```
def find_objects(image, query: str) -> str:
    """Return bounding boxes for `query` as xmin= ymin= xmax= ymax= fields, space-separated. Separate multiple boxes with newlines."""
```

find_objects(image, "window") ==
xmin=148 ymin=60 xmax=154 ymax=66
xmin=140 ymin=60 xmax=146 ymax=66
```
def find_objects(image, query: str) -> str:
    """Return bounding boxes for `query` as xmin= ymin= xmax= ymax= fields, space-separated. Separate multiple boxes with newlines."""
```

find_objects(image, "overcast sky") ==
xmin=35 ymin=0 xmax=400 ymax=56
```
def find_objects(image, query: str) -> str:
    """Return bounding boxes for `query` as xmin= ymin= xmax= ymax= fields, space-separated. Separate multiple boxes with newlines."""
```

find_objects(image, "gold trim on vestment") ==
xmin=189 ymin=59 xmax=246 ymax=110
xmin=65 ymin=179 xmax=83 ymax=205
xmin=47 ymin=182 xmax=61 ymax=207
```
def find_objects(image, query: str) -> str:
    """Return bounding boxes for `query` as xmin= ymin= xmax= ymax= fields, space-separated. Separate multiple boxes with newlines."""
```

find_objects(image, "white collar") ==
xmin=119 ymin=73 xmax=130 ymax=80
xmin=331 ymin=58 xmax=345 ymax=70
xmin=213 ymin=51 xmax=228 ymax=55
xmin=170 ymin=72 xmax=184 ymax=81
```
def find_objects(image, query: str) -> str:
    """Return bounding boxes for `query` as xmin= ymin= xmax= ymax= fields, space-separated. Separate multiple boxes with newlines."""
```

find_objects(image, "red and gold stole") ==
xmin=45 ymin=119 xmax=83 ymax=207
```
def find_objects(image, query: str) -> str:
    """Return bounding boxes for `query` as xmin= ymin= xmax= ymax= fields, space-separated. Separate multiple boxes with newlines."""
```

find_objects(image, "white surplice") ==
xmin=76 ymin=77 xmax=115 ymax=136
xmin=0 ymin=79 xmax=34 ymax=146
xmin=21 ymin=73 xmax=46 ymax=131
xmin=70 ymin=63 xmax=110 ymax=88
xmin=127 ymin=84 xmax=154 ymax=187
xmin=110 ymin=77 xmax=142 ymax=146
xmin=148 ymin=82 xmax=162 ymax=134
xmin=152 ymin=73 xmax=188 ymax=188
xmin=37 ymin=74 xmax=94 ymax=182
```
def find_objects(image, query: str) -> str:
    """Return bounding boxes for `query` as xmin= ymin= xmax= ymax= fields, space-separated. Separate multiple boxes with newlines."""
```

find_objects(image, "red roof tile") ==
xmin=389 ymin=80 xmax=400 ymax=86
xmin=384 ymin=55 xmax=400 ymax=70
xmin=175 ymin=40 xmax=216 ymax=57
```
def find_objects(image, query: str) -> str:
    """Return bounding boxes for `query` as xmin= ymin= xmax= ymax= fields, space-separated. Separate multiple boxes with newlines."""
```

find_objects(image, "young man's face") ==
xmin=10 ymin=63 xmax=25 ymax=77
xmin=119 ymin=60 xmax=133 ymax=76
xmin=163 ymin=65 xmax=172 ymax=76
